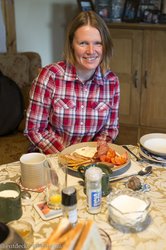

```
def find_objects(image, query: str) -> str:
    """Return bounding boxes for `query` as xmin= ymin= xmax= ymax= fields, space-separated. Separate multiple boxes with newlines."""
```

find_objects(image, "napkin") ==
xmin=109 ymin=160 xmax=142 ymax=181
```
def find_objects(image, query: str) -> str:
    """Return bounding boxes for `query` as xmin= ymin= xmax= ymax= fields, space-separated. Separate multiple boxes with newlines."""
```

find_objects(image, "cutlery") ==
xmin=122 ymin=145 xmax=143 ymax=162
xmin=109 ymin=165 xmax=152 ymax=181
xmin=21 ymin=190 xmax=31 ymax=200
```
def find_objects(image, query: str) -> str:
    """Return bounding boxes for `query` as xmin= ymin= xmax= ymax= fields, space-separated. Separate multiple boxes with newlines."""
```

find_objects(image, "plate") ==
xmin=140 ymin=133 xmax=166 ymax=156
xmin=139 ymin=146 xmax=166 ymax=165
xmin=59 ymin=142 xmax=131 ymax=176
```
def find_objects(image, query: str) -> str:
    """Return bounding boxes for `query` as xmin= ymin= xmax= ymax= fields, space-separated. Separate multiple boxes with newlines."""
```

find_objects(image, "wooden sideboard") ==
xmin=108 ymin=22 xmax=166 ymax=145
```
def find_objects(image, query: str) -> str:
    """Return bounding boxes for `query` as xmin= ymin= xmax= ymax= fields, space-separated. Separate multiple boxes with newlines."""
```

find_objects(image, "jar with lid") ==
xmin=61 ymin=186 xmax=77 ymax=226
xmin=85 ymin=167 xmax=102 ymax=214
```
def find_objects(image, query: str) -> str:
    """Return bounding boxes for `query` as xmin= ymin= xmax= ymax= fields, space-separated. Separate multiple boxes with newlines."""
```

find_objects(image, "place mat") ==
xmin=109 ymin=160 xmax=142 ymax=181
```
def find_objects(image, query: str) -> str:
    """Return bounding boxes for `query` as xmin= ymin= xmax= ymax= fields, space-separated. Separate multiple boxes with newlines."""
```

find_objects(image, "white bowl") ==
xmin=107 ymin=189 xmax=151 ymax=232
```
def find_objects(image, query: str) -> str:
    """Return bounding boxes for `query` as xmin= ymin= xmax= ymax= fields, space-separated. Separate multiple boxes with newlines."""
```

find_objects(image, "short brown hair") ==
xmin=64 ymin=11 xmax=113 ymax=73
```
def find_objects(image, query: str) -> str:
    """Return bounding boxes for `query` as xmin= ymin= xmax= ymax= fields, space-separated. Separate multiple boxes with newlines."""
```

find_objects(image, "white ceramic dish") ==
xmin=140 ymin=133 xmax=166 ymax=156
xmin=59 ymin=142 xmax=131 ymax=176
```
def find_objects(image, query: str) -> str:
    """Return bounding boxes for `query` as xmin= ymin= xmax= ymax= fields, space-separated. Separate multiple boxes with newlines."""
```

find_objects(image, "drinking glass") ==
xmin=46 ymin=163 xmax=67 ymax=210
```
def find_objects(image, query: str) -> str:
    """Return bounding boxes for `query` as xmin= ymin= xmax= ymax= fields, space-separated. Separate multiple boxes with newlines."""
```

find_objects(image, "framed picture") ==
xmin=122 ymin=0 xmax=140 ymax=22
xmin=77 ymin=0 xmax=95 ymax=11
xmin=95 ymin=1 xmax=111 ymax=21
xmin=137 ymin=0 xmax=162 ymax=22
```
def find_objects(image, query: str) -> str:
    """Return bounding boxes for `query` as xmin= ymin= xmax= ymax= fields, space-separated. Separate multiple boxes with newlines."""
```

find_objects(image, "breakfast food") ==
xmin=58 ymin=152 xmax=95 ymax=169
xmin=39 ymin=218 xmax=106 ymax=250
xmin=59 ymin=141 xmax=128 ymax=170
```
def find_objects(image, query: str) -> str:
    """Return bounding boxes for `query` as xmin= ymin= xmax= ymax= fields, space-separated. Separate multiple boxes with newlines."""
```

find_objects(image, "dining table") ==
xmin=1 ymin=145 xmax=166 ymax=250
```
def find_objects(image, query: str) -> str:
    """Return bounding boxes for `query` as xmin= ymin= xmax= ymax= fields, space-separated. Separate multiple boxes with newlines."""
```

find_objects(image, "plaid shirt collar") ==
xmin=63 ymin=63 xmax=106 ymax=85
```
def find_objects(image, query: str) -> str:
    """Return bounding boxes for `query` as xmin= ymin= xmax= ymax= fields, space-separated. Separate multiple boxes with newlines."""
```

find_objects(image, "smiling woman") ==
xmin=24 ymin=11 xmax=120 ymax=156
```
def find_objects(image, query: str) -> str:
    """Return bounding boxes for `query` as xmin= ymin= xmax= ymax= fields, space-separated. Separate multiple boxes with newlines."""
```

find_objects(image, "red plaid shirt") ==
xmin=24 ymin=62 xmax=120 ymax=154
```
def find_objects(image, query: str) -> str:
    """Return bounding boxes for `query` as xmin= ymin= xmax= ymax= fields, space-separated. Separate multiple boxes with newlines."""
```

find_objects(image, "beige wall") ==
xmin=15 ymin=0 xmax=79 ymax=66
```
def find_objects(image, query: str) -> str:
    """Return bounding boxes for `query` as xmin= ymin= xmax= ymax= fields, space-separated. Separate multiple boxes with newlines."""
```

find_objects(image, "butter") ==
xmin=0 ymin=190 xmax=19 ymax=198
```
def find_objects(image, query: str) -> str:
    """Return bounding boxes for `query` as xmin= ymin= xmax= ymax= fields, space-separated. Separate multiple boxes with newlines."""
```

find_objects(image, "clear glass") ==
xmin=46 ymin=165 xmax=67 ymax=210
xmin=7 ymin=220 xmax=33 ymax=249
xmin=107 ymin=189 xmax=151 ymax=232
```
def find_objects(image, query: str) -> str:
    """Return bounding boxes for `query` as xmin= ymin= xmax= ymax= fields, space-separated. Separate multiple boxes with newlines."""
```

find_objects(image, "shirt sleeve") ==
xmin=93 ymin=76 xmax=120 ymax=143
xmin=24 ymin=69 xmax=65 ymax=154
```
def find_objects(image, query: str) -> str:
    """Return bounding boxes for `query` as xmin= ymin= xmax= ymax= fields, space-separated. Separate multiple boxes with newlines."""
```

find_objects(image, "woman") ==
xmin=24 ymin=11 xmax=120 ymax=154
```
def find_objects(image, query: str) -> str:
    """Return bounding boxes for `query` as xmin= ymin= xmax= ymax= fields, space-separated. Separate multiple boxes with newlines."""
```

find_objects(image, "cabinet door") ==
xmin=109 ymin=28 xmax=143 ymax=125
xmin=140 ymin=30 xmax=166 ymax=129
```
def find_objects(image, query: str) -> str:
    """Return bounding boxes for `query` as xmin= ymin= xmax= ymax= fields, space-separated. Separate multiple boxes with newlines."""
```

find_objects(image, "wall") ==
xmin=14 ymin=0 xmax=78 ymax=66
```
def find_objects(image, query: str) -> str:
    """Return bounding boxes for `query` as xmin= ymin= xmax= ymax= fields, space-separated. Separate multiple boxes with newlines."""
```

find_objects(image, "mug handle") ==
xmin=77 ymin=165 xmax=89 ymax=180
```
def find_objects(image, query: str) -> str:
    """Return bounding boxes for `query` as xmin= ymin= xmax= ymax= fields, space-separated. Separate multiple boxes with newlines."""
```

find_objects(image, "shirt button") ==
xmin=81 ymin=105 xmax=84 ymax=109
xmin=80 ymin=122 xmax=84 ymax=125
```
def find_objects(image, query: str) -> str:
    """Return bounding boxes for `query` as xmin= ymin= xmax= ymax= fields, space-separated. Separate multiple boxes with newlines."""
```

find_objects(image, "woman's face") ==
xmin=72 ymin=25 xmax=103 ymax=73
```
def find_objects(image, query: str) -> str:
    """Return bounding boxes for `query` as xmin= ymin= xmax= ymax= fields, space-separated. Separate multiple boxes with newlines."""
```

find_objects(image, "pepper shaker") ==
xmin=61 ymin=186 xmax=77 ymax=226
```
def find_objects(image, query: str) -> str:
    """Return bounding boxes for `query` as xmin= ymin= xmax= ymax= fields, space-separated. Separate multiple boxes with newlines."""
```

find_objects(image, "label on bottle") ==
xmin=87 ymin=188 xmax=101 ymax=214
xmin=67 ymin=209 xmax=78 ymax=224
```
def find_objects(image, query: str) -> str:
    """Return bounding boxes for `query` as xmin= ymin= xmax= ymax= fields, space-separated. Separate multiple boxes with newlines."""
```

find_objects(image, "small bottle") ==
xmin=61 ymin=186 xmax=77 ymax=226
xmin=85 ymin=167 xmax=102 ymax=214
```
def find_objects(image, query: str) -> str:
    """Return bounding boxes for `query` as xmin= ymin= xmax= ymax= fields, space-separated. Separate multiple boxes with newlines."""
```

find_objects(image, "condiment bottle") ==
xmin=85 ymin=167 xmax=102 ymax=214
xmin=61 ymin=186 xmax=77 ymax=226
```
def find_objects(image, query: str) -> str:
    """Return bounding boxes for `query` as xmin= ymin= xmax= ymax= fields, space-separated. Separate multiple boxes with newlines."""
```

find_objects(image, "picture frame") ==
xmin=95 ymin=1 xmax=111 ymax=21
xmin=122 ymin=0 xmax=140 ymax=22
xmin=137 ymin=0 xmax=162 ymax=22
xmin=77 ymin=0 xmax=95 ymax=11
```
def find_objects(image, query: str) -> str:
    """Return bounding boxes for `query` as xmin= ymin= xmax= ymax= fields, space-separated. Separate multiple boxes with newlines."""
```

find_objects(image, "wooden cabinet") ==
xmin=108 ymin=23 xmax=166 ymax=145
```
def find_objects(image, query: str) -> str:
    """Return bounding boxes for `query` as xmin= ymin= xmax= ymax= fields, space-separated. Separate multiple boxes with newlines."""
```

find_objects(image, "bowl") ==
xmin=107 ymin=189 xmax=151 ymax=232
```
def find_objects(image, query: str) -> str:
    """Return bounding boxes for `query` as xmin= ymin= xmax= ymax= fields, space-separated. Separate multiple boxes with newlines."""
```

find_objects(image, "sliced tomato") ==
xmin=106 ymin=148 xmax=116 ymax=158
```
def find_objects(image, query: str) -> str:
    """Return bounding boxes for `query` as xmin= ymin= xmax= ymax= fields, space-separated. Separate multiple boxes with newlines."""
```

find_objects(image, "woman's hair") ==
xmin=64 ymin=11 xmax=113 ymax=73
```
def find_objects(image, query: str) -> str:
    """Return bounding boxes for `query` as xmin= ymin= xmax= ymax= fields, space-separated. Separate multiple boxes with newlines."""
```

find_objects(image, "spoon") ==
xmin=21 ymin=190 xmax=31 ymax=200
xmin=110 ymin=166 xmax=152 ymax=181
xmin=137 ymin=166 xmax=152 ymax=176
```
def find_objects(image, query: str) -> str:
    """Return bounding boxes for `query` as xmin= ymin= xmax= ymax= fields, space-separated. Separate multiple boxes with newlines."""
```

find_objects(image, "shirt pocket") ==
xmin=91 ymin=101 xmax=112 ymax=112
xmin=53 ymin=98 xmax=76 ymax=109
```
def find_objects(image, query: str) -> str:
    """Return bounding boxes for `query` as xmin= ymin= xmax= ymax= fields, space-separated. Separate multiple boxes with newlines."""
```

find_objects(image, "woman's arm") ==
xmin=24 ymin=68 xmax=65 ymax=154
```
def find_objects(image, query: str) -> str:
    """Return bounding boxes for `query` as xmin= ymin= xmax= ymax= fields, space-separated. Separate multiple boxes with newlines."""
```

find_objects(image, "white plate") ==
xmin=59 ymin=142 xmax=131 ymax=176
xmin=140 ymin=133 xmax=166 ymax=156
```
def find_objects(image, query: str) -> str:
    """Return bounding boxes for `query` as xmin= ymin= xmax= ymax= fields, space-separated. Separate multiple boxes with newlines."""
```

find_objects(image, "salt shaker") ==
xmin=85 ymin=167 xmax=102 ymax=214
xmin=61 ymin=186 xmax=77 ymax=226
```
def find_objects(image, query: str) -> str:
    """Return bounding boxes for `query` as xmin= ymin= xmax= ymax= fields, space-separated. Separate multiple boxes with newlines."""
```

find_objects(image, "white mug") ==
xmin=20 ymin=153 xmax=48 ymax=189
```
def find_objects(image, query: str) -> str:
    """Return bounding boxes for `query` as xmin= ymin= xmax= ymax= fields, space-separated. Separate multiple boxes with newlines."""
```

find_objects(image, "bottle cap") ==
xmin=85 ymin=167 xmax=102 ymax=181
xmin=62 ymin=186 xmax=77 ymax=206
